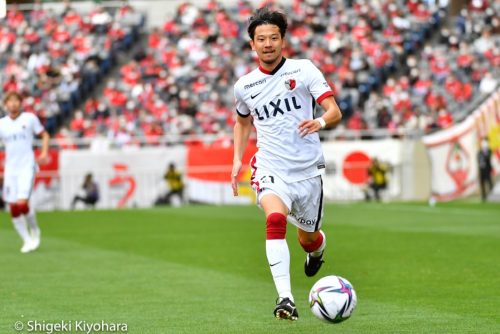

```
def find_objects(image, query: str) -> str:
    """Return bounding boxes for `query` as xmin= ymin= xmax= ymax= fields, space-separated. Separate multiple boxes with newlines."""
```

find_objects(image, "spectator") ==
xmin=479 ymin=72 xmax=498 ymax=95
xmin=364 ymin=158 xmax=390 ymax=202
xmin=155 ymin=163 xmax=185 ymax=206
xmin=436 ymin=108 xmax=453 ymax=129
xmin=71 ymin=173 xmax=100 ymax=209
xmin=0 ymin=177 xmax=5 ymax=210
xmin=477 ymin=138 xmax=493 ymax=202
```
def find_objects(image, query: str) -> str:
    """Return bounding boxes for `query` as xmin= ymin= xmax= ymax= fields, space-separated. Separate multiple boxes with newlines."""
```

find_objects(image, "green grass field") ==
xmin=1 ymin=202 xmax=499 ymax=333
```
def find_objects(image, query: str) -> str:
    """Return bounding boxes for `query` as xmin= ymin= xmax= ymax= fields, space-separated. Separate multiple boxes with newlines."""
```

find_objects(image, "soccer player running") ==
xmin=0 ymin=91 xmax=49 ymax=253
xmin=231 ymin=8 xmax=342 ymax=321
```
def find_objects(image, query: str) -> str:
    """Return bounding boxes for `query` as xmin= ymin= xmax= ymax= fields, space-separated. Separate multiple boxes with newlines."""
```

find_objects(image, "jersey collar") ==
xmin=259 ymin=57 xmax=286 ymax=75
xmin=8 ymin=111 xmax=22 ymax=120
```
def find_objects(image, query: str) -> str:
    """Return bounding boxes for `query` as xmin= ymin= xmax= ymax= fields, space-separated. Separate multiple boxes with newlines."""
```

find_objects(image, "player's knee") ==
xmin=299 ymin=231 xmax=324 ymax=253
xmin=17 ymin=202 xmax=30 ymax=215
xmin=266 ymin=212 xmax=287 ymax=240
xmin=10 ymin=204 xmax=21 ymax=218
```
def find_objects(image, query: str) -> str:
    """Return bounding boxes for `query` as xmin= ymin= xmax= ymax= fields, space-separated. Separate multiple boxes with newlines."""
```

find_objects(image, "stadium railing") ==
xmin=19 ymin=127 xmax=425 ymax=150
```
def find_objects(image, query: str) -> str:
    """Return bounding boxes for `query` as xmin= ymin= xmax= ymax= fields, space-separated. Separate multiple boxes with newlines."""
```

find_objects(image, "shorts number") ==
xmin=260 ymin=175 xmax=275 ymax=184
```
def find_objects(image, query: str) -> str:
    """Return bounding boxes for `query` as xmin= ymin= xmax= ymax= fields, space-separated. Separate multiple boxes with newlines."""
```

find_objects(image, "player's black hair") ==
xmin=247 ymin=7 xmax=288 ymax=40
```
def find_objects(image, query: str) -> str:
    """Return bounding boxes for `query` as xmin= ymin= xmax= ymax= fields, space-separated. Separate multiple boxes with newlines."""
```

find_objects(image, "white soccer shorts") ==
xmin=3 ymin=167 xmax=36 ymax=203
xmin=251 ymin=168 xmax=324 ymax=233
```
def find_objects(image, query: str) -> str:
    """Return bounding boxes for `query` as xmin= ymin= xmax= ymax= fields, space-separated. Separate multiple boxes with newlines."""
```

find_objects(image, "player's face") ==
xmin=250 ymin=24 xmax=284 ymax=66
xmin=5 ymin=96 xmax=22 ymax=116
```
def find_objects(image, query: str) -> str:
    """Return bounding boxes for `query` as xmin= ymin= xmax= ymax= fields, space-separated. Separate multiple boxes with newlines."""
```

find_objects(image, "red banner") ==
xmin=0 ymin=149 xmax=59 ymax=186
xmin=187 ymin=143 xmax=257 ymax=182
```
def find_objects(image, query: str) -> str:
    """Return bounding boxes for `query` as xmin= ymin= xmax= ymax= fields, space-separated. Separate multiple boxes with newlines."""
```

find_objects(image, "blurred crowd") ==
xmin=360 ymin=0 xmax=499 ymax=136
xmin=0 ymin=0 xmax=144 ymax=138
xmin=0 ymin=0 xmax=498 ymax=147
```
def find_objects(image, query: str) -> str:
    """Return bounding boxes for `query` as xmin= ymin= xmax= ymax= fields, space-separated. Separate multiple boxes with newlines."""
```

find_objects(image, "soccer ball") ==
xmin=309 ymin=275 xmax=357 ymax=323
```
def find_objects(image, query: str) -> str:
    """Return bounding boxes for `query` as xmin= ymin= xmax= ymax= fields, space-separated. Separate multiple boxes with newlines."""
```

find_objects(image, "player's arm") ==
xmin=298 ymin=96 xmax=342 ymax=137
xmin=37 ymin=130 xmax=50 ymax=165
xmin=232 ymin=114 xmax=253 ymax=196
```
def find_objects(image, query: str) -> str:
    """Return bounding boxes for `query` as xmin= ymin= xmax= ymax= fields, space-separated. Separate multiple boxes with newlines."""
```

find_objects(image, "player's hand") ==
xmin=37 ymin=153 xmax=49 ymax=165
xmin=231 ymin=160 xmax=242 ymax=196
xmin=298 ymin=119 xmax=322 ymax=137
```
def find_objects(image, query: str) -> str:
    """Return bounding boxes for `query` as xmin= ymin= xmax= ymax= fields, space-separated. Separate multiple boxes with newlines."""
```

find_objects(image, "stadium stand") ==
xmin=0 ymin=2 xmax=144 ymax=135
xmin=0 ymin=0 xmax=498 ymax=146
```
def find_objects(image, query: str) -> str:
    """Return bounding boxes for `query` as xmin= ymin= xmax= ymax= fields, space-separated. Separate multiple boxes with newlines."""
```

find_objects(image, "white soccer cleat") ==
xmin=20 ymin=241 xmax=34 ymax=253
xmin=30 ymin=237 xmax=40 ymax=252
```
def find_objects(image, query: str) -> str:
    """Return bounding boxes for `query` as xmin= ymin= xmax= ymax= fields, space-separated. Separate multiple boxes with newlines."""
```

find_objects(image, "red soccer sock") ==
xmin=266 ymin=212 xmax=287 ymax=240
xmin=300 ymin=230 xmax=325 ymax=254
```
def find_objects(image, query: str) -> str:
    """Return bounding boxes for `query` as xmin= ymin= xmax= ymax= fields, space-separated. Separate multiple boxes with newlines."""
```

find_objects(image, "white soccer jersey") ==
xmin=234 ymin=58 xmax=333 ymax=182
xmin=0 ymin=112 xmax=44 ymax=176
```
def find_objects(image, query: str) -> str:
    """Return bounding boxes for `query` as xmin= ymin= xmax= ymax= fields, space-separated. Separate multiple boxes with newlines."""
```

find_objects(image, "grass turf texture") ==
xmin=0 ymin=202 xmax=499 ymax=333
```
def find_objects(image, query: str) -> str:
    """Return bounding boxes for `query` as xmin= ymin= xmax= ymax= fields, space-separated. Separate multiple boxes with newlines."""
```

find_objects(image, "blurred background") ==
xmin=1 ymin=2 xmax=499 ymax=333
xmin=0 ymin=0 xmax=498 ymax=210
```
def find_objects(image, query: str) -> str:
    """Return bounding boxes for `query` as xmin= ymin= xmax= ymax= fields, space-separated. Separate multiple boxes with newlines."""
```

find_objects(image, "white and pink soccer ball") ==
xmin=309 ymin=275 xmax=357 ymax=323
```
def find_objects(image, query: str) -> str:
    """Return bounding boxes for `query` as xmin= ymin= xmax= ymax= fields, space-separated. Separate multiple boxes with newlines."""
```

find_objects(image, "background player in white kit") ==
xmin=231 ymin=8 xmax=342 ymax=320
xmin=0 ymin=91 xmax=49 ymax=253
